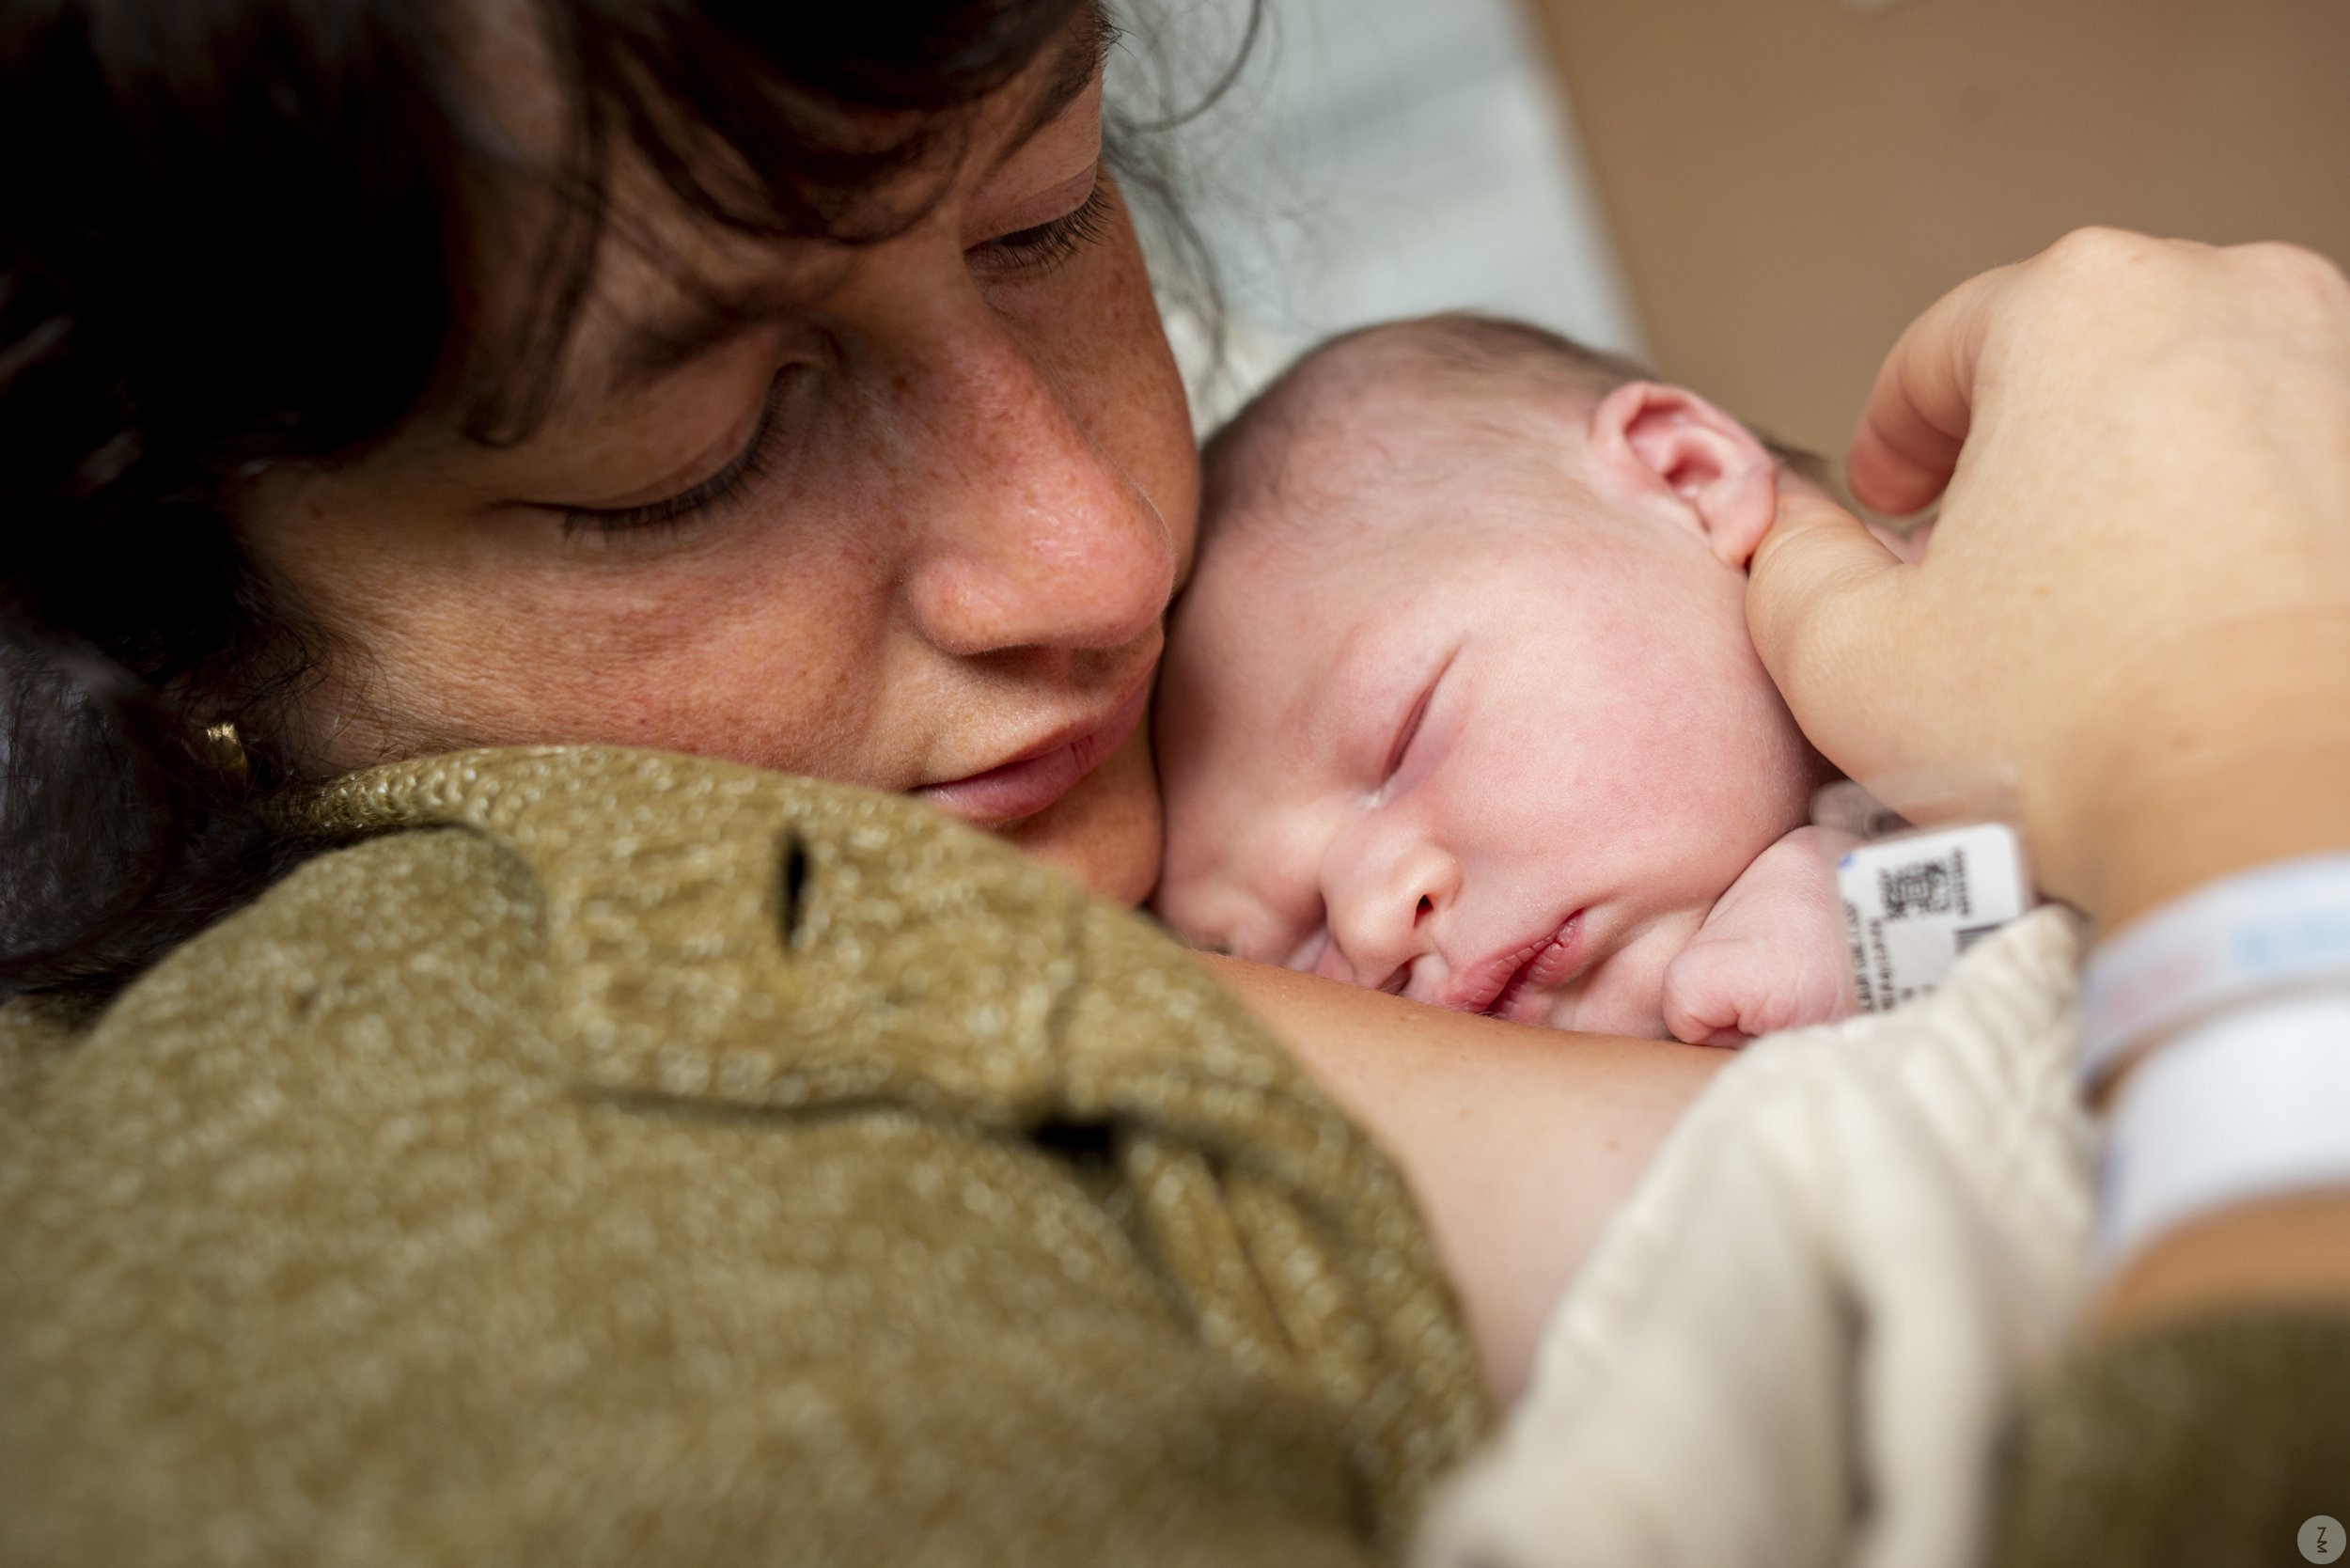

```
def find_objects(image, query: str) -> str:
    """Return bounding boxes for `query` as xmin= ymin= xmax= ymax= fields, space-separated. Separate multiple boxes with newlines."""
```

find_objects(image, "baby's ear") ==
xmin=1586 ymin=382 xmax=1778 ymax=568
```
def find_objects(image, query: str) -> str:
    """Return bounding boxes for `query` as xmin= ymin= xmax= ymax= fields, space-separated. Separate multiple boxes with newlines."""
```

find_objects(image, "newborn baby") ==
xmin=1153 ymin=315 xmax=1859 ymax=1044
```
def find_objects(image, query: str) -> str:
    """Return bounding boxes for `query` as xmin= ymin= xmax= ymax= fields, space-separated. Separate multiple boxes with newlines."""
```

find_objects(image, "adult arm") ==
xmin=1198 ymin=954 xmax=1722 ymax=1401
xmin=1747 ymin=227 xmax=2350 ymax=1325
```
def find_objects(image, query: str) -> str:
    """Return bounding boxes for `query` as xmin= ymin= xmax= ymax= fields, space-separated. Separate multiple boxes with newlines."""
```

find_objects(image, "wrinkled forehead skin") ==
xmin=435 ymin=0 xmax=1085 ymax=445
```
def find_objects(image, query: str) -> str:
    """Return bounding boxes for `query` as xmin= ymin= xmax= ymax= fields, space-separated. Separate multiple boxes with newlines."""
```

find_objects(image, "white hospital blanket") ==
xmin=1418 ymin=907 xmax=2092 ymax=1568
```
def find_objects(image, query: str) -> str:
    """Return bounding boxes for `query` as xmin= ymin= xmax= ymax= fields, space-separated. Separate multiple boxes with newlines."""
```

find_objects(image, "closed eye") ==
xmin=1380 ymin=648 xmax=1457 ymax=785
xmin=1382 ymin=687 xmax=1431 ymax=783
xmin=968 ymin=173 xmax=1116 ymax=276
xmin=556 ymin=364 xmax=798 ymax=540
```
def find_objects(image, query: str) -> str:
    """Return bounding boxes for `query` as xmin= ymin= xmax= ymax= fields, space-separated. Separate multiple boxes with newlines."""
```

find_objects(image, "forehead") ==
xmin=1220 ymin=374 xmax=1590 ymax=548
xmin=1170 ymin=525 xmax=1434 ymax=777
xmin=578 ymin=21 xmax=1111 ymax=404
xmin=446 ymin=5 xmax=1109 ymax=436
xmin=1174 ymin=439 xmax=1653 ymax=758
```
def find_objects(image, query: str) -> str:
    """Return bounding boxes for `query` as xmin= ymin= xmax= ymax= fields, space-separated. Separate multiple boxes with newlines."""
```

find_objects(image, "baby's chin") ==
xmin=1526 ymin=986 xmax=1672 ymax=1042
xmin=1519 ymin=909 xmax=1704 ymax=1040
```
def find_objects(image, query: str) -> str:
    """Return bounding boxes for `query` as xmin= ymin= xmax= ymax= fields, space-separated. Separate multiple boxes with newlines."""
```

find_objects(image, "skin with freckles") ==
xmin=1155 ymin=322 xmax=1854 ymax=1042
xmin=211 ymin=15 xmax=1746 ymax=1391
xmin=238 ymin=17 xmax=1196 ymax=907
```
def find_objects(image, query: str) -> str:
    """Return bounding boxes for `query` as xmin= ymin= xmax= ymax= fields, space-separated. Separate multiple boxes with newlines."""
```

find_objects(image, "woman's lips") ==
xmin=911 ymin=677 xmax=1152 ymax=825
xmin=1445 ymin=911 xmax=1588 ymax=1018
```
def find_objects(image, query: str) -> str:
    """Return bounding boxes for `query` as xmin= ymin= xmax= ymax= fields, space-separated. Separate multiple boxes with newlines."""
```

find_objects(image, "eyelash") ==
xmin=1382 ymin=651 xmax=1458 ymax=786
xmin=1383 ymin=685 xmax=1435 ymax=784
xmin=558 ymin=369 xmax=791 ymax=541
xmin=557 ymin=177 xmax=1118 ymax=541
xmin=972 ymin=178 xmax=1116 ymax=275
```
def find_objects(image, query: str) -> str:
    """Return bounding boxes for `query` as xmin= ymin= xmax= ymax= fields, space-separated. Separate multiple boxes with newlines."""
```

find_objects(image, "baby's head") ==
xmin=1154 ymin=315 xmax=1830 ymax=1037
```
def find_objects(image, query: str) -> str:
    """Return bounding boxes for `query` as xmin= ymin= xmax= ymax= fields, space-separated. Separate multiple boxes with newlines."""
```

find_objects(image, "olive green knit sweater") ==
xmin=8 ymin=746 xmax=2346 ymax=1566
xmin=0 ymin=747 xmax=1490 ymax=1566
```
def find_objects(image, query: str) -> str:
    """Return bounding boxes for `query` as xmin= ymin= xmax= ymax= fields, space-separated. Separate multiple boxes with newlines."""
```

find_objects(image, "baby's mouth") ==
xmin=1448 ymin=911 xmax=1588 ymax=1017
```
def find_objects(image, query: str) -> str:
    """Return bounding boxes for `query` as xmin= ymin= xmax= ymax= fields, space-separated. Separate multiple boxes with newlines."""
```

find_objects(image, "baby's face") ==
xmin=1155 ymin=420 xmax=1820 ymax=1038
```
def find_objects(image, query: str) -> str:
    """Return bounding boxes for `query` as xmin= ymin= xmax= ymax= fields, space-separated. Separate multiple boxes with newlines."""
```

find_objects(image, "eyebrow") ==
xmin=588 ymin=7 xmax=1111 ymax=407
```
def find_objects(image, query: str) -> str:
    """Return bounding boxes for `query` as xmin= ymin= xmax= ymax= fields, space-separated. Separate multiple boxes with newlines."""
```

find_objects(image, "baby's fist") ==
xmin=1662 ymin=827 xmax=1859 ymax=1046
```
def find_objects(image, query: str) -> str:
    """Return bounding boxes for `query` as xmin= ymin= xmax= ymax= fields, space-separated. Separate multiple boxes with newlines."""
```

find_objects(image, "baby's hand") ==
xmin=1661 ymin=826 xmax=1861 ymax=1046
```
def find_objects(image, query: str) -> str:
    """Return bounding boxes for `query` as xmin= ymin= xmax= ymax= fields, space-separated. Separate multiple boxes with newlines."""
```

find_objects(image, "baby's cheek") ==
xmin=1606 ymin=599 xmax=1814 ymax=808
xmin=1662 ymin=711 xmax=1817 ymax=871
xmin=1614 ymin=742 xmax=1782 ymax=902
xmin=1150 ymin=798 xmax=1267 ymax=955
xmin=1549 ymin=909 xmax=1710 ymax=1040
xmin=1148 ymin=810 xmax=1224 ymax=943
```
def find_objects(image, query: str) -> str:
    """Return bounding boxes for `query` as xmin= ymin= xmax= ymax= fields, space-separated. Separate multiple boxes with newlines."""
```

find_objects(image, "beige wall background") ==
xmin=1524 ymin=0 xmax=2350 ymax=471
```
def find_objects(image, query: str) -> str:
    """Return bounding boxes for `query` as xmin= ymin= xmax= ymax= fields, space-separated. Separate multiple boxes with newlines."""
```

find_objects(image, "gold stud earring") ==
xmin=203 ymin=720 xmax=251 ymax=784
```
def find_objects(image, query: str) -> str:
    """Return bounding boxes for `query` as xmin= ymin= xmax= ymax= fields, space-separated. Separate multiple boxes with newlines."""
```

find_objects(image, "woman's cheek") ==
xmin=422 ymin=523 xmax=889 ymax=776
xmin=1000 ymin=714 xmax=1166 ymax=905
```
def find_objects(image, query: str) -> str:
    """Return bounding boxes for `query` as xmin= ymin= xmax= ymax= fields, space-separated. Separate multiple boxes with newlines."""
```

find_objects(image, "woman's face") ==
xmin=238 ymin=17 xmax=1197 ymax=906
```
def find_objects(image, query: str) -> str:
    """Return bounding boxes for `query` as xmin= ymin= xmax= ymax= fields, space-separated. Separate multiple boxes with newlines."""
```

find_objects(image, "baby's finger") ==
xmin=1746 ymin=483 xmax=1909 ymax=776
xmin=1660 ymin=976 xmax=1737 ymax=1048
xmin=1661 ymin=944 xmax=1762 ymax=1048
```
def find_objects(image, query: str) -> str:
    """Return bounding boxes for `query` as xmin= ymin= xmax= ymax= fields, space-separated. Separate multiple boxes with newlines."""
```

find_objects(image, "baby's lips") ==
xmin=1447 ymin=911 xmax=1587 ymax=1016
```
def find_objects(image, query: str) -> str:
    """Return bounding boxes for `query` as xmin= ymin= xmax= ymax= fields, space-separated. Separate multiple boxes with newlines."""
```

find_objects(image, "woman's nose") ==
xmin=1320 ymin=830 xmax=1458 ymax=992
xmin=898 ymin=316 xmax=1177 ymax=660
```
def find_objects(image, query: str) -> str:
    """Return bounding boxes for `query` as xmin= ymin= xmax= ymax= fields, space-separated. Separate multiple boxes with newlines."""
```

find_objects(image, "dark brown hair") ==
xmin=0 ymin=0 xmax=1218 ymax=996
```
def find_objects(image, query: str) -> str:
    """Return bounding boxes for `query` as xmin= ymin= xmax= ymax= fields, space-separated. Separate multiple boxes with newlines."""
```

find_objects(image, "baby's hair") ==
xmin=1200 ymin=312 xmax=1828 ymax=543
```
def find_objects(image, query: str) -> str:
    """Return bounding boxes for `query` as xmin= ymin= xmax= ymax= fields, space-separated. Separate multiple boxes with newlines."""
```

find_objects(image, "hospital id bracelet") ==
xmin=2096 ymin=992 xmax=2350 ymax=1264
xmin=2076 ymin=851 xmax=2350 ymax=1098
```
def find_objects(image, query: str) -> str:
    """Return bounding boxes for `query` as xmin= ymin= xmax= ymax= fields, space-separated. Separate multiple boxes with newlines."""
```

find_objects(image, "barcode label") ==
xmin=1839 ymin=823 xmax=2029 ymax=1014
xmin=1878 ymin=849 xmax=1966 ymax=918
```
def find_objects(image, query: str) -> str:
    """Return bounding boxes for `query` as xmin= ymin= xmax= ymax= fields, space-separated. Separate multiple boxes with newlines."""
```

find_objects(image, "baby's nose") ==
xmin=1323 ymin=840 xmax=1456 ymax=992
